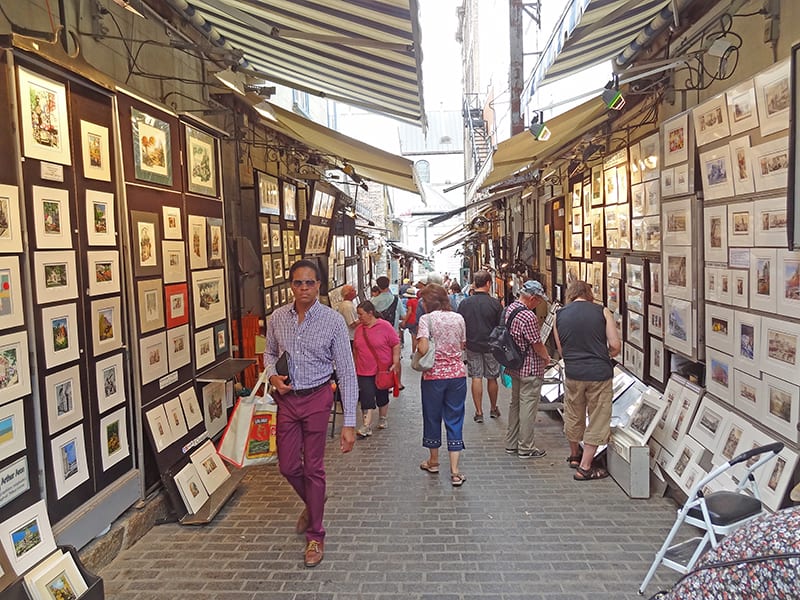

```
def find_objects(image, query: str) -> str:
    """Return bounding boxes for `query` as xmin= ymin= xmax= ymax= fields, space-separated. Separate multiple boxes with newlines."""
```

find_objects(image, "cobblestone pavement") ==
xmin=100 ymin=358 xmax=681 ymax=599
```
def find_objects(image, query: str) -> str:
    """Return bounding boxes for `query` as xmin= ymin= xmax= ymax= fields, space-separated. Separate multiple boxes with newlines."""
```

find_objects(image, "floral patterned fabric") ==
xmin=416 ymin=311 xmax=466 ymax=381
xmin=663 ymin=506 xmax=800 ymax=599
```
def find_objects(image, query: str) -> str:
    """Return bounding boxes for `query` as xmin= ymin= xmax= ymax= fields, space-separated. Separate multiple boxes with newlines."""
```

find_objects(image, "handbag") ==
xmin=217 ymin=369 xmax=277 ymax=467
xmin=411 ymin=314 xmax=436 ymax=372
xmin=358 ymin=326 xmax=395 ymax=390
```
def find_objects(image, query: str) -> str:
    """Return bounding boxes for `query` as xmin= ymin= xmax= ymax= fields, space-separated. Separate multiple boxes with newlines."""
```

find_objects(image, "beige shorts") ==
xmin=563 ymin=378 xmax=612 ymax=446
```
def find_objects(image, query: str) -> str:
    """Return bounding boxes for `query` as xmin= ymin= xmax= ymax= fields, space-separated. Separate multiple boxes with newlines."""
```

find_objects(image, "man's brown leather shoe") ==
xmin=295 ymin=507 xmax=309 ymax=534
xmin=303 ymin=540 xmax=324 ymax=567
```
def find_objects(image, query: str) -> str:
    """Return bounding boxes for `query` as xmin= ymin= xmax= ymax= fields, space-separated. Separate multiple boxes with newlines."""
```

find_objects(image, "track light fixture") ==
xmin=602 ymin=75 xmax=625 ymax=110
xmin=528 ymin=111 xmax=551 ymax=141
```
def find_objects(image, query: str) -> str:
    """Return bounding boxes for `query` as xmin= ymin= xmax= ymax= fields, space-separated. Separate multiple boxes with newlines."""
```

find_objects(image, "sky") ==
xmin=417 ymin=0 xmax=464 ymax=111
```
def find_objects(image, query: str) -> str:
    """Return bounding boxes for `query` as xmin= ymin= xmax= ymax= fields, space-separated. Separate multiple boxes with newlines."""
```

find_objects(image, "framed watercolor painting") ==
xmin=728 ymin=136 xmax=755 ymax=195
xmin=0 ymin=499 xmax=57 ymax=575
xmin=754 ymin=58 xmax=790 ymax=137
xmin=137 ymin=278 xmax=165 ymax=334
xmin=0 ymin=400 xmax=26 ymax=462
xmin=760 ymin=315 xmax=800 ymax=383
xmin=17 ymin=67 xmax=71 ymax=165
xmin=185 ymin=125 xmax=217 ymax=197
xmin=187 ymin=214 xmax=208 ymax=270
xmin=44 ymin=364 xmax=84 ymax=435
xmin=664 ymin=295 xmax=693 ymax=358
xmin=749 ymin=248 xmax=777 ymax=313
xmin=163 ymin=396 xmax=188 ymax=440
xmin=662 ymin=198 xmax=691 ymax=246
xmin=703 ymin=204 xmax=728 ymax=263
xmin=80 ymin=120 xmax=111 ymax=181
xmin=194 ymin=327 xmax=215 ymax=370
xmin=761 ymin=373 xmax=799 ymax=442
xmin=688 ymin=396 xmax=730 ymax=450
xmin=32 ymin=186 xmax=72 ymax=250
xmin=777 ymin=249 xmax=800 ymax=317
xmin=165 ymin=282 xmax=189 ymax=328
xmin=131 ymin=107 xmax=173 ymax=186
xmin=139 ymin=331 xmax=168 ymax=385
xmin=733 ymin=310 xmax=761 ymax=376
xmin=705 ymin=347 xmax=734 ymax=403
xmin=207 ymin=217 xmax=224 ymax=268
xmin=99 ymin=406 xmax=130 ymax=471
xmin=86 ymin=250 xmax=121 ymax=296
xmin=85 ymin=190 xmax=116 ymax=247
xmin=179 ymin=387 xmax=204 ymax=430
xmin=726 ymin=79 xmax=759 ymax=135
xmin=0 ymin=331 xmax=32 ymax=405
xmin=662 ymin=112 xmax=689 ymax=166
xmin=0 ymin=184 xmax=23 ymax=253
xmin=91 ymin=296 xmax=123 ymax=356
xmin=692 ymin=93 xmax=730 ymax=147
xmin=757 ymin=445 xmax=799 ymax=512
xmin=727 ymin=202 xmax=754 ymax=247
xmin=162 ymin=240 xmax=187 ymax=284
xmin=704 ymin=304 xmax=734 ymax=353
xmin=282 ymin=180 xmax=298 ymax=221
xmin=732 ymin=369 xmax=761 ymax=415
xmin=754 ymin=197 xmax=788 ymax=246
xmin=751 ymin=136 xmax=789 ymax=192
xmin=257 ymin=171 xmax=280 ymax=216
xmin=699 ymin=147 xmax=734 ymax=200
xmin=41 ymin=303 xmax=80 ymax=369
xmin=214 ymin=322 xmax=228 ymax=355
xmin=663 ymin=246 xmax=692 ymax=301
xmin=162 ymin=205 xmax=182 ymax=240
xmin=95 ymin=352 xmax=126 ymax=413
xmin=145 ymin=403 xmax=176 ymax=452
xmin=130 ymin=210 xmax=161 ymax=277
xmin=50 ymin=423 xmax=90 ymax=499
xmin=0 ymin=256 xmax=25 ymax=329
xmin=191 ymin=268 xmax=227 ymax=328
xmin=166 ymin=324 xmax=191 ymax=371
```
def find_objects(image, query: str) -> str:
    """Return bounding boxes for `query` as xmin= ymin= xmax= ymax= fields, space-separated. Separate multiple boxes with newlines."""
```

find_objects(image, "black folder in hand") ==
xmin=275 ymin=351 xmax=291 ymax=384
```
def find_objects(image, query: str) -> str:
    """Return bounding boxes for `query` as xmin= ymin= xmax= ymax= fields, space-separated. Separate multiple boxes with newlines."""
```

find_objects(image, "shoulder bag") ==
xmin=411 ymin=314 xmax=436 ymax=372
xmin=358 ymin=326 xmax=396 ymax=390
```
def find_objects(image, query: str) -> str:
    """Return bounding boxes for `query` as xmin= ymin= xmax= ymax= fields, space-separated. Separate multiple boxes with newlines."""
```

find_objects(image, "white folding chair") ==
xmin=639 ymin=442 xmax=783 ymax=595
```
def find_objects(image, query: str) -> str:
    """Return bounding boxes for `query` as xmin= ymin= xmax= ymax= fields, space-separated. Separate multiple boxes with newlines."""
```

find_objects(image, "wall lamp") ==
xmin=528 ymin=111 xmax=551 ymax=141
xmin=601 ymin=75 xmax=625 ymax=111
xmin=213 ymin=67 xmax=246 ymax=94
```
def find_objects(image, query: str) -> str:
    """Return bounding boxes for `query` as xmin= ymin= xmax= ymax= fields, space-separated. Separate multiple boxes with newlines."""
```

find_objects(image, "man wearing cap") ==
xmin=457 ymin=270 xmax=503 ymax=423
xmin=554 ymin=280 xmax=620 ymax=481
xmin=335 ymin=285 xmax=359 ymax=346
xmin=503 ymin=279 xmax=551 ymax=458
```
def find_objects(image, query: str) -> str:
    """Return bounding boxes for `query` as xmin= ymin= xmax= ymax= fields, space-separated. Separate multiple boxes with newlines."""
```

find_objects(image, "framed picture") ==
xmin=668 ymin=426 xmax=704 ymax=479
xmin=733 ymin=368 xmax=761 ymax=414
xmin=661 ymin=168 xmax=674 ymax=197
xmin=729 ymin=136 xmax=755 ymax=195
xmin=733 ymin=310 xmax=760 ymax=376
xmin=257 ymin=171 xmax=280 ymax=216
xmin=663 ymin=112 xmax=689 ymax=166
xmin=569 ymin=232 xmax=582 ymax=258
xmin=624 ymin=389 xmax=666 ymax=445
xmin=17 ymin=67 xmax=71 ymax=165
xmin=590 ymin=165 xmax=603 ymax=205
xmin=699 ymin=147 xmax=735 ymax=200
xmin=185 ymin=125 xmax=217 ymax=197
xmin=269 ymin=222 xmax=282 ymax=253
xmin=201 ymin=382 xmax=227 ymax=439
xmin=194 ymin=327 xmax=215 ymax=370
xmin=79 ymin=120 xmax=112 ymax=182
xmin=726 ymin=79 xmax=760 ymax=135
xmin=754 ymin=197 xmax=788 ymax=246
xmin=639 ymin=132 xmax=660 ymax=181
xmin=145 ymin=403 xmax=176 ymax=452
xmin=649 ymin=261 xmax=663 ymax=305
xmin=750 ymin=248 xmax=777 ymax=313
xmin=140 ymin=331 xmax=168 ymax=384
xmin=192 ymin=268 xmax=227 ymax=328
xmin=649 ymin=336 xmax=666 ymax=383
xmin=179 ymin=387 xmax=204 ymax=430
xmin=271 ymin=288 xmax=280 ymax=309
xmin=50 ymin=423 xmax=90 ymax=499
xmin=44 ymin=364 xmax=83 ymax=434
xmin=0 ymin=257 xmax=22 ymax=331
xmin=0 ymin=499 xmax=57 ymax=575
xmin=761 ymin=373 xmax=799 ymax=442
xmin=752 ymin=136 xmax=789 ymax=192
xmin=131 ymin=107 xmax=173 ymax=186
xmin=626 ymin=284 xmax=644 ymax=314
xmin=0 ymin=400 xmax=26 ymax=462
xmin=703 ymin=205 xmax=728 ymax=263
xmin=162 ymin=240 xmax=187 ymax=284
xmin=280 ymin=285 xmax=288 ymax=305
xmin=727 ymin=202 xmax=754 ymax=247
xmin=553 ymin=230 xmax=564 ymax=258
xmin=641 ymin=216 xmax=660 ymax=253
xmin=214 ymin=322 xmax=228 ymax=355
xmin=33 ymin=251 xmax=77 ymax=304
xmin=705 ymin=347 xmax=734 ymax=402
xmin=571 ymin=206 xmax=582 ymax=232
xmin=131 ymin=210 xmax=161 ymax=277
xmin=663 ymin=246 xmax=692 ymax=301
xmin=777 ymin=249 xmax=800 ymax=316
xmin=258 ymin=218 xmax=271 ymax=252
xmin=603 ymin=167 xmax=618 ymax=205
xmin=731 ymin=270 xmax=749 ymax=308
xmin=166 ymin=324 xmax=191 ymax=371
xmin=190 ymin=439 xmax=231 ymax=496
xmin=644 ymin=179 xmax=660 ymax=216
xmin=41 ymin=303 xmax=80 ymax=369
xmin=626 ymin=262 xmax=644 ymax=289
xmin=626 ymin=311 xmax=644 ymax=348
xmin=606 ymin=257 xmax=622 ymax=279
xmin=571 ymin=181 xmax=582 ymax=207
xmin=162 ymin=205 xmax=182 ymax=240
xmin=98 ymin=406 xmax=130 ymax=472
xmin=174 ymin=463 xmax=209 ymax=514
xmin=165 ymin=282 xmax=189 ymax=328
xmin=674 ymin=163 xmax=690 ymax=195
xmin=0 ymin=331 xmax=31 ymax=405
xmin=713 ymin=415 xmax=747 ymax=466
xmin=631 ymin=183 xmax=645 ymax=218
xmin=86 ymin=250 xmax=121 ymax=297
xmin=282 ymin=180 xmax=297 ymax=221
xmin=755 ymin=58 xmax=790 ymax=136
xmin=95 ymin=352 xmax=126 ymax=413
xmin=264 ymin=290 xmax=272 ymax=314
xmin=137 ymin=278 xmax=165 ymax=334
xmin=705 ymin=304 xmax=734 ymax=352
xmin=757 ymin=445 xmax=799 ymax=512
xmin=623 ymin=343 xmax=645 ymax=378
xmin=664 ymin=295 xmax=693 ymax=358
xmin=207 ymin=217 xmax=224 ymax=268
xmin=649 ymin=304 xmax=664 ymax=337
xmin=272 ymin=255 xmax=284 ymax=283
xmin=662 ymin=198 xmax=691 ymax=246
xmin=629 ymin=142 xmax=642 ymax=185
xmin=32 ymin=186 xmax=72 ymax=250
xmin=590 ymin=208 xmax=604 ymax=246
xmin=85 ymin=189 xmax=116 ymax=246
xmin=185 ymin=214 xmax=208 ymax=271
xmin=760 ymin=315 xmax=800 ymax=382
xmin=262 ymin=255 xmax=274 ymax=289
xmin=689 ymin=396 xmax=730 ymax=450
xmin=90 ymin=295 xmax=123 ymax=356
xmin=692 ymin=93 xmax=730 ymax=146
xmin=0 ymin=184 xmax=23 ymax=253
xmin=166 ymin=396 xmax=188 ymax=439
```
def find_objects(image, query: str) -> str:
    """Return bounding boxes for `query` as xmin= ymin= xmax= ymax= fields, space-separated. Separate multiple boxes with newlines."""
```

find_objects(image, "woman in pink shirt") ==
xmin=353 ymin=301 xmax=401 ymax=437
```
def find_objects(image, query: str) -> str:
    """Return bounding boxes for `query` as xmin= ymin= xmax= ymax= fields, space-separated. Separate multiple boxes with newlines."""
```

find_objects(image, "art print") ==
xmin=139 ymin=331 xmax=168 ymax=384
xmin=207 ymin=217 xmax=224 ymax=267
xmin=776 ymin=249 xmax=800 ymax=316
xmin=80 ymin=120 xmax=111 ymax=181
xmin=603 ymin=168 xmax=618 ymax=205
xmin=163 ymin=396 xmax=188 ymax=443
xmin=729 ymin=136 xmax=755 ymax=195
xmin=699 ymin=148 xmax=734 ymax=200
xmin=194 ymin=327 xmax=215 ymax=370
xmin=704 ymin=205 xmax=728 ymax=263
xmin=649 ymin=337 xmax=665 ymax=383
xmin=0 ymin=499 xmax=57 ymax=575
xmin=726 ymin=80 xmax=759 ymax=135
xmin=262 ymin=254 xmax=273 ymax=288
xmin=571 ymin=206 xmax=582 ymax=233
xmin=626 ymin=311 xmax=644 ymax=348
xmin=590 ymin=208 xmax=604 ymax=246
xmin=752 ymin=137 xmax=789 ymax=192
xmin=661 ymin=168 xmax=674 ymax=197
xmin=91 ymin=296 xmax=123 ymax=356
xmin=754 ymin=197 xmax=788 ymax=246
xmin=95 ymin=352 xmax=125 ymax=413
xmin=570 ymin=233 xmax=582 ymax=258
xmin=572 ymin=182 xmax=582 ymax=207
xmin=50 ymin=424 xmax=90 ymax=499
xmin=606 ymin=257 xmax=622 ymax=279
xmin=214 ymin=323 xmax=228 ymax=355
xmin=750 ymin=248 xmax=777 ymax=313
xmin=662 ymin=198 xmax=691 ymax=246
xmin=760 ymin=316 xmax=800 ymax=382
xmin=639 ymin=133 xmax=660 ymax=181
xmin=178 ymin=387 xmax=203 ymax=430
xmin=626 ymin=284 xmax=644 ymax=314
xmin=674 ymin=163 xmax=690 ymax=195
xmin=705 ymin=348 xmax=733 ymax=402
xmin=649 ymin=305 xmax=664 ymax=338
xmin=100 ymin=407 xmax=130 ymax=471
xmin=754 ymin=58 xmax=790 ymax=136
xmin=282 ymin=180 xmax=298 ymax=221
xmin=663 ymin=247 xmax=692 ymax=301
xmin=17 ymin=67 xmax=71 ymax=165
xmin=583 ymin=225 xmax=592 ymax=259
xmin=165 ymin=282 xmax=189 ymax=328
xmin=166 ymin=324 xmax=191 ymax=371
xmin=44 ymin=365 xmax=83 ymax=435
xmin=731 ymin=270 xmax=748 ymax=308
xmin=0 ymin=400 xmax=26 ymax=463
xmin=668 ymin=432 xmax=703 ymax=481
xmin=162 ymin=240 xmax=187 ymax=284
xmin=257 ymin=171 xmax=280 ymax=216
xmin=32 ymin=186 xmax=72 ymax=249
xmin=41 ymin=303 xmax=80 ymax=369
xmin=137 ymin=279 xmax=165 ymax=334
xmin=664 ymin=296 xmax=693 ymax=357
xmin=590 ymin=165 xmax=603 ymax=205
xmin=705 ymin=304 xmax=734 ymax=352
xmin=553 ymin=230 xmax=563 ymax=258
xmin=663 ymin=113 xmax=689 ymax=166
xmin=0 ymin=257 xmax=23 ymax=330
xmin=631 ymin=183 xmax=645 ymax=218
xmin=272 ymin=255 xmax=284 ymax=283
xmin=607 ymin=277 xmax=620 ymax=312
xmin=306 ymin=224 xmax=330 ymax=255
xmin=187 ymin=214 xmax=208 ymax=270
xmin=131 ymin=107 xmax=173 ymax=186
xmin=84 ymin=250 xmax=119 ymax=297
xmin=689 ymin=397 xmax=730 ymax=450
xmin=727 ymin=202 xmax=754 ymax=246
xmin=757 ymin=446 xmax=799 ymax=512
xmin=192 ymin=269 xmax=227 ymax=328
xmin=0 ymin=184 xmax=23 ymax=253
xmin=692 ymin=94 xmax=730 ymax=146
xmin=162 ymin=206 xmax=182 ymax=240
xmin=650 ymin=262 xmax=663 ymax=305
xmin=731 ymin=311 xmax=760 ymax=376
xmin=131 ymin=211 xmax=161 ymax=277
xmin=186 ymin=126 xmax=217 ymax=197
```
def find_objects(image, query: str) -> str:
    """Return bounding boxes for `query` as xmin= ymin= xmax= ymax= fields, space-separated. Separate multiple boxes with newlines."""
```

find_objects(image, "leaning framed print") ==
xmin=754 ymin=58 xmax=790 ymax=137
xmin=703 ymin=204 xmax=728 ymax=263
xmin=80 ymin=119 xmax=111 ymax=181
xmin=752 ymin=136 xmax=789 ymax=192
xmin=727 ymin=201 xmax=754 ymax=246
xmin=713 ymin=415 xmax=748 ymax=467
xmin=91 ymin=296 xmax=123 ymax=356
xmin=663 ymin=246 xmax=692 ymax=301
xmin=257 ymin=171 xmax=280 ymax=216
xmin=192 ymin=268 xmax=227 ymax=328
xmin=201 ymin=382 xmax=227 ymax=439
xmin=139 ymin=331 xmax=168 ymax=384
xmin=85 ymin=189 xmax=116 ymax=246
xmin=131 ymin=107 xmax=173 ymax=186
xmin=145 ymin=403 xmax=176 ymax=452
xmin=162 ymin=205 xmax=182 ymax=239
xmin=726 ymin=79 xmax=760 ymax=135
xmin=162 ymin=240 xmax=187 ymax=284
xmin=0 ymin=400 xmax=25 ymax=462
xmin=649 ymin=336 xmax=666 ymax=383
xmin=662 ymin=198 xmax=691 ymax=246
xmin=194 ymin=327 xmax=215 ymax=370
xmin=688 ymin=396 xmax=730 ymax=450
xmin=0 ymin=331 xmax=31 ymax=404
xmin=166 ymin=324 xmax=191 ymax=371
xmin=95 ymin=352 xmax=126 ymax=413
xmin=99 ymin=406 xmax=130 ymax=471
xmin=187 ymin=214 xmax=208 ymax=270
xmin=44 ymin=364 xmax=83 ymax=435
xmin=692 ymin=93 xmax=730 ymax=146
xmin=50 ymin=423 xmax=90 ymax=498
xmin=0 ymin=184 xmax=23 ymax=253
xmin=179 ymin=387 xmax=203 ymax=430
xmin=667 ymin=435 xmax=704 ymax=482
xmin=733 ymin=368 xmax=761 ymax=415
xmin=753 ymin=196 xmax=788 ymax=246
xmin=776 ymin=249 xmax=800 ymax=316
xmin=185 ymin=125 xmax=217 ymax=197
xmin=749 ymin=248 xmax=777 ymax=313
xmin=662 ymin=112 xmax=689 ymax=166
xmin=33 ymin=250 xmax=78 ymax=304
xmin=207 ymin=217 xmax=224 ymax=268
xmin=704 ymin=304 xmax=734 ymax=352
xmin=32 ymin=186 xmax=72 ymax=249
xmin=761 ymin=372 xmax=799 ymax=442
xmin=41 ymin=303 xmax=80 ymax=369
xmin=757 ymin=445 xmax=799 ymax=512
xmin=664 ymin=295 xmax=693 ymax=358
xmin=699 ymin=147 xmax=735 ymax=200
xmin=137 ymin=278 xmax=165 ymax=334
xmin=0 ymin=499 xmax=57 ymax=575
xmin=17 ymin=67 xmax=71 ymax=165
xmin=131 ymin=210 xmax=161 ymax=277
xmin=282 ymin=179 xmax=298 ymax=221
xmin=86 ymin=250 xmax=121 ymax=296
xmin=760 ymin=315 xmax=800 ymax=382
xmin=729 ymin=135 xmax=755 ymax=195
xmin=733 ymin=310 xmax=761 ymax=376
xmin=163 ymin=396 xmax=188 ymax=440
xmin=165 ymin=282 xmax=189 ymax=328
xmin=0 ymin=256 xmax=24 ymax=329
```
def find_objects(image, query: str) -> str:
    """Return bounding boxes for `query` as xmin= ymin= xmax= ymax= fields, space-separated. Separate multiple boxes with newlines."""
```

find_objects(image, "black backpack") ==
xmin=488 ymin=306 xmax=528 ymax=369
xmin=377 ymin=296 xmax=399 ymax=324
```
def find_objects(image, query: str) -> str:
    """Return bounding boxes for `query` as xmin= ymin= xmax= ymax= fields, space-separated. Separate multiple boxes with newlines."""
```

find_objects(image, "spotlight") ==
xmin=528 ymin=111 xmax=551 ymax=141
xmin=602 ymin=75 xmax=625 ymax=110
xmin=244 ymin=84 xmax=276 ymax=98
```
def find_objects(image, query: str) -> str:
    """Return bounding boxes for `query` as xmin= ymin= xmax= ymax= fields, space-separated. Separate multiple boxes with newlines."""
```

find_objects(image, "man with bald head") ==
xmin=335 ymin=284 xmax=358 ymax=345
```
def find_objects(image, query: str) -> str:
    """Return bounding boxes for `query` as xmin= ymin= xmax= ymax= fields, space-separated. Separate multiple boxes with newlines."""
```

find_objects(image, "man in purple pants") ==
xmin=265 ymin=259 xmax=357 ymax=567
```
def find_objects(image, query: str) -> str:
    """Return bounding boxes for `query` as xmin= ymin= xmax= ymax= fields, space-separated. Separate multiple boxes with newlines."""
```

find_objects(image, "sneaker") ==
xmin=504 ymin=448 xmax=517 ymax=455
xmin=378 ymin=416 xmax=388 ymax=429
xmin=356 ymin=425 xmax=372 ymax=438
xmin=518 ymin=448 xmax=547 ymax=459
xmin=473 ymin=414 xmax=484 ymax=423
xmin=489 ymin=407 xmax=501 ymax=419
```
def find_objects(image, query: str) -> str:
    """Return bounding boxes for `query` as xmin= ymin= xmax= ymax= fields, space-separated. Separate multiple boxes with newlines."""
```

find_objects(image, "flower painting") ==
xmin=131 ymin=108 xmax=173 ymax=186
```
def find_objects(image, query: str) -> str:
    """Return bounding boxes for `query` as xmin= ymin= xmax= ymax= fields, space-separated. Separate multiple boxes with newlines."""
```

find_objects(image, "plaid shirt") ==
xmin=265 ymin=300 xmax=358 ymax=426
xmin=504 ymin=300 xmax=546 ymax=378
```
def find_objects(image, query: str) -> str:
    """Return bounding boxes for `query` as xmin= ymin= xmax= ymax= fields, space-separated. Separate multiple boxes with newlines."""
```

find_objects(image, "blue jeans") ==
xmin=421 ymin=377 xmax=467 ymax=451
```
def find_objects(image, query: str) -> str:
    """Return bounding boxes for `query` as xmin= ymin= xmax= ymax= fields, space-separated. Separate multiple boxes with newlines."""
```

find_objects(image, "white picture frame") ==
xmin=652 ymin=376 xmax=685 ymax=449
xmin=705 ymin=304 xmax=734 ymax=352
xmin=0 ymin=184 xmax=23 ymax=253
xmin=753 ymin=196 xmax=788 ymax=246
xmin=649 ymin=336 xmax=665 ymax=383
xmin=761 ymin=373 xmax=799 ymax=442
xmin=754 ymin=58 xmax=790 ymax=137
xmin=85 ymin=190 xmax=116 ymax=246
xmin=162 ymin=205 xmax=182 ymax=240
xmin=663 ymin=113 xmax=689 ymax=166
xmin=626 ymin=311 xmax=645 ymax=348
xmin=733 ymin=368 xmax=761 ymax=414
xmin=727 ymin=202 xmax=754 ymax=247
xmin=0 ymin=256 xmax=25 ymax=330
xmin=31 ymin=548 xmax=89 ymax=600
xmin=639 ymin=132 xmax=660 ymax=181
xmin=179 ymin=387 xmax=204 ymax=430
xmin=760 ymin=315 xmax=800 ymax=382
xmin=192 ymin=268 xmax=227 ymax=328
xmin=692 ymin=93 xmax=730 ymax=146
xmin=664 ymin=295 xmax=693 ymax=358
xmin=0 ymin=400 xmax=26 ymax=462
xmin=0 ymin=499 xmax=57 ymax=575
xmin=668 ymin=435 xmax=704 ymax=482
xmin=731 ymin=270 xmax=748 ymax=308
xmin=688 ymin=396 xmax=730 ymax=451
xmin=751 ymin=136 xmax=789 ymax=192
xmin=757 ymin=445 xmax=798 ymax=512
xmin=167 ymin=324 xmax=191 ymax=372
xmin=139 ymin=331 xmax=168 ymax=385
xmin=145 ymin=403 xmax=176 ymax=452
xmin=44 ymin=364 xmax=83 ymax=435
xmin=0 ymin=331 xmax=32 ymax=405
xmin=661 ymin=167 xmax=675 ymax=196
xmin=17 ymin=67 xmax=72 ymax=165
xmin=194 ymin=327 xmax=215 ymax=370
xmin=712 ymin=414 xmax=747 ymax=466
xmin=50 ymin=423 xmax=90 ymax=499
xmin=95 ymin=352 xmax=126 ymax=413
xmin=162 ymin=240 xmax=187 ymax=284
xmin=190 ymin=439 xmax=230 ymax=494
xmin=705 ymin=347 xmax=734 ymax=402
xmin=643 ymin=216 xmax=661 ymax=252
xmin=80 ymin=119 xmax=111 ymax=181
xmin=749 ymin=248 xmax=777 ymax=313
xmin=32 ymin=186 xmax=72 ymax=249
xmin=649 ymin=304 xmax=663 ymax=337
xmin=649 ymin=262 xmax=663 ymax=305
xmin=33 ymin=251 xmax=78 ymax=304
xmin=674 ymin=163 xmax=690 ymax=195
xmin=90 ymin=296 xmax=123 ymax=356
xmin=187 ymin=214 xmax=208 ymax=270
xmin=99 ymin=406 xmax=130 ymax=471
xmin=699 ymin=147 xmax=735 ymax=200
xmin=728 ymin=136 xmax=755 ymax=195
xmin=703 ymin=204 xmax=728 ymax=263
xmin=726 ymin=79 xmax=760 ymax=135
xmin=623 ymin=388 xmax=666 ymax=445
xmin=41 ymin=303 xmax=80 ymax=369
xmin=163 ymin=396 xmax=188 ymax=441
xmin=137 ymin=278 xmax=165 ymax=334
xmin=86 ymin=250 xmax=121 ymax=297
xmin=202 ymin=382 xmax=227 ymax=439
xmin=631 ymin=183 xmax=645 ymax=218
xmin=663 ymin=246 xmax=692 ymax=301
xmin=662 ymin=198 xmax=691 ymax=246
xmin=733 ymin=310 xmax=761 ymax=376
xmin=776 ymin=249 xmax=800 ymax=317
xmin=174 ymin=462 xmax=209 ymax=514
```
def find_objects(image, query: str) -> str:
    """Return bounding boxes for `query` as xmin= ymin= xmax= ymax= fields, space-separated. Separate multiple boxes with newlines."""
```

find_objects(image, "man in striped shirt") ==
xmin=264 ymin=259 xmax=357 ymax=568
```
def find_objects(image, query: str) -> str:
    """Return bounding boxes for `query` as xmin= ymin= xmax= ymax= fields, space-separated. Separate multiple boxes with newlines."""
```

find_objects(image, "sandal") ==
xmin=450 ymin=473 xmax=466 ymax=487
xmin=573 ymin=466 xmax=609 ymax=481
xmin=566 ymin=455 xmax=581 ymax=469
xmin=419 ymin=460 xmax=439 ymax=473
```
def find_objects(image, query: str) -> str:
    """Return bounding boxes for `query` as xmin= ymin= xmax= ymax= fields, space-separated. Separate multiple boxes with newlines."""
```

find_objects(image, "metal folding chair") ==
xmin=639 ymin=442 xmax=783 ymax=595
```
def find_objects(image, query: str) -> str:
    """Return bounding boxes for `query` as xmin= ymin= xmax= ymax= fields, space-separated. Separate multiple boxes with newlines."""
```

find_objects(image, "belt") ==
xmin=290 ymin=378 xmax=332 ymax=397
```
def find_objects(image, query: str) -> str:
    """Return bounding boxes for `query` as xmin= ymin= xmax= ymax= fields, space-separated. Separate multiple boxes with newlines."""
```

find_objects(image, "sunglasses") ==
xmin=291 ymin=279 xmax=318 ymax=288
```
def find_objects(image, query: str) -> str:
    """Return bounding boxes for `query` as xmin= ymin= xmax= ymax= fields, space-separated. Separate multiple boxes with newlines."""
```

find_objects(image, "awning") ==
xmin=387 ymin=241 xmax=426 ymax=261
xmin=437 ymin=231 xmax=479 ymax=252
xmin=164 ymin=0 xmax=425 ymax=123
xmin=433 ymin=223 xmax=467 ymax=246
xmin=260 ymin=100 xmax=419 ymax=193
xmin=480 ymin=100 xmax=608 ymax=190
xmin=525 ymin=0 xmax=673 ymax=96
xmin=429 ymin=187 xmax=518 ymax=226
